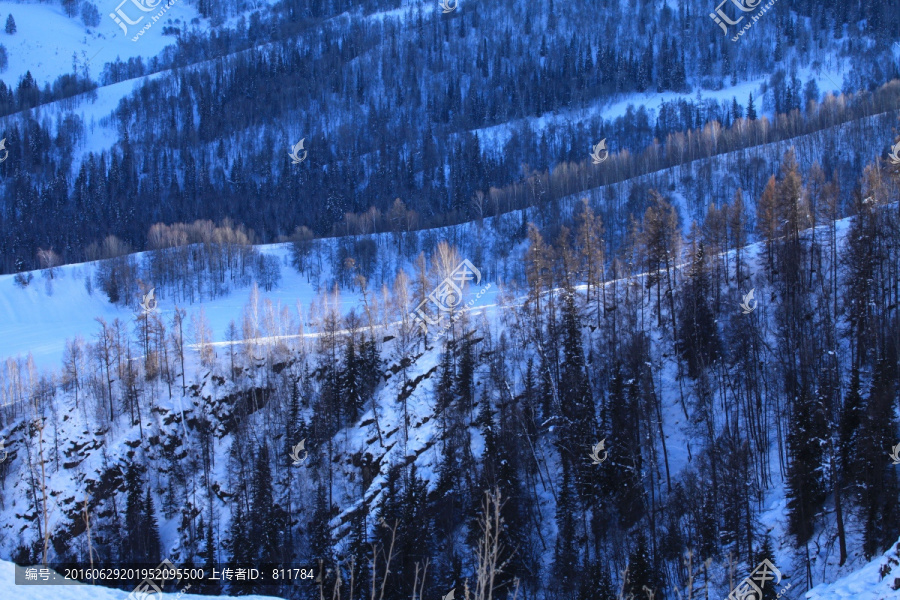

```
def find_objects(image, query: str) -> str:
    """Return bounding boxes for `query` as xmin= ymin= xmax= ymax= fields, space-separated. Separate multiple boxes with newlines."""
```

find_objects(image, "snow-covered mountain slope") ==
xmin=806 ymin=539 xmax=900 ymax=600
xmin=1 ymin=4 xmax=898 ymax=600
xmin=0 ymin=199 xmax=884 ymax=597
xmin=0 ymin=246 xmax=332 ymax=369
xmin=0 ymin=0 xmax=201 ymax=85
xmin=0 ymin=239 xmax=502 ymax=369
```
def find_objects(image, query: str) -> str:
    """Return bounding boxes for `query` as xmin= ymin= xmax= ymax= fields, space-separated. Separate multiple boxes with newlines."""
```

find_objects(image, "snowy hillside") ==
xmin=1 ymin=179 xmax=898 ymax=599
xmin=0 ymin=0 xmax=201 ymax=85
xmin=0 ymin=1 xmax=899 ymax=600
xmin=806 ymin=539 xmax=900 ymax=600
xmin=0 ymin=245 xmax=362 ymax=369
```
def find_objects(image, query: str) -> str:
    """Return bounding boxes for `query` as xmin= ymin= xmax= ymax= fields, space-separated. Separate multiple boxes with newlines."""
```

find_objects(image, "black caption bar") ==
xmin=14 ymin=562 xmax=316 ymax=586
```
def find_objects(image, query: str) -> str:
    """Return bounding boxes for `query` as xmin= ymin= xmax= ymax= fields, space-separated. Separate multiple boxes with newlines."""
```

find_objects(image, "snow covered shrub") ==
xmin=94 ymin=254 xmax=138 ymax=305
xmin=13 ymin=272 xmax=33 ymax=288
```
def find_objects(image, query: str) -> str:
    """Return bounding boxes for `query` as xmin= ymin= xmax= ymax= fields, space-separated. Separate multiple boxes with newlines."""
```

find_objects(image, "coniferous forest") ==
xmin=1 ymin=1 xmax=900 ymax=600
xmin=0 ymin=0 xmax=898 ymax=273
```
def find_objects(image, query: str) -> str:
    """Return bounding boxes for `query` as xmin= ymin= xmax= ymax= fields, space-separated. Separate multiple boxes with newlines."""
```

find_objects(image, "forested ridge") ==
xmin=0 ymin=0 xmax=898 ymax=273
xmin=0 ymin=142 xmax=899 ymax=598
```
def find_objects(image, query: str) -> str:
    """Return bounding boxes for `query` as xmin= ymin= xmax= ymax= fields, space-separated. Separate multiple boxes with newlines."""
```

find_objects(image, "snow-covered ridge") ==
xmin=806 ymin=539 xmax=900 ymax=600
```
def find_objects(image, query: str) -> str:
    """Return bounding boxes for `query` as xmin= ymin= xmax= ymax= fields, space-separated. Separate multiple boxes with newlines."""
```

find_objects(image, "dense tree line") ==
xmin=0 ymin=69 xmax=96 ymax=117
xmin=1 ymin=0 xmax=899 ymax=273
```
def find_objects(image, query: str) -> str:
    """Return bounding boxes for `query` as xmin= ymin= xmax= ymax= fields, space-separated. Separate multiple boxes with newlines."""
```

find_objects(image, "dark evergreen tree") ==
xmin=194 ymin=516 xmax=222 ymax=595
xmin=143 ymin=489 xmax=161 ymax=565
xmin=677 ymin=240 xmax=720 ymax=378
xmin=747 ymin=93 xmax=757 ymax=120
xmin=719 ymin=431 xmax=754 ymax=566
xmin=341 ymin=337 xmax=364 ymax=423
xmin=754 ymin=536 xmax=778 ymax=600
xmin=123 ymin=463 xmax=151 ymax=564
xmin=62 ymin=0 xmax=79 ymax=18
xmin=625 ymin=533 xmax=655 ymax=598
xmin=785 ymin=387 xmax=828 ymax=545
xmin=472 ymin=390 xmax=529 ymax=589
xmin=838 ymin=367 xmax=863 ymax=485
xmin=578 ymin=560 xmax=616 ymax=600
xmin=228 ymin=491 xmax=253 ymax=596
xmin=346 ymin=505 xmax=370 ymax=600
xmin=557 ymin=286 xmax=595 ymax=503
xmin=373 ymin=465 xmax=431 ymax=599
xmin=697 ymin=486 xmax=718 ymax=560
xmin=359 ymin=336 xmax=381 ymax=401
xmin=436 ymin=341 xmax=456 ymax=412
xmin=552 ymin=462 xmax=579 ymax=597
xmin=288 ymin=377 xmax=303 ymax=441
xmin=455 ymin=333 xmax=477 ymax=415
xmin=731 ymin=97 xmax=743 ymax=121
xmin=309 ymin=479 xmax=333 ymax=562
xmin=433 ymin=403 xmax=470 ymax=545
xmin=396 ymin=465 xmax=431 ymax=597
xmin=607 ymin=363 xmax=645 ymax=529
xmin=855 ymin=359 xmax=900 ymax=557
xmin=249 ymin=445 xmax=284 ymax=570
